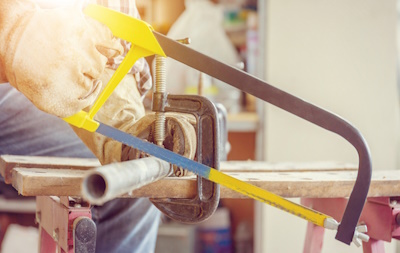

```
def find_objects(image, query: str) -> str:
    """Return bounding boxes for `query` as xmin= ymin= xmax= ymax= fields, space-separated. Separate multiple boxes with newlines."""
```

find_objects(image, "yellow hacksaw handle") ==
xmin=63 ymin=4 xmax=166 ymax=131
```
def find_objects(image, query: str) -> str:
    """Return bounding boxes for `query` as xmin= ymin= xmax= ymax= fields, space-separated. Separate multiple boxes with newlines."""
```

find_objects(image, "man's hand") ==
xmin=71 ymin=68 xmax=197 ymax=167
xmin=0 ymin=0 xmax=123 ymax=117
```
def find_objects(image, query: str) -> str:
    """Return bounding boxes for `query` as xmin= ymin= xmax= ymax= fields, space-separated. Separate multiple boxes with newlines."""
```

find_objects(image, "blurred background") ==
xmin=135 ymin=0 xmax=400 ymax=252
xmin=1 ymin=0 xmax=399 ymax=252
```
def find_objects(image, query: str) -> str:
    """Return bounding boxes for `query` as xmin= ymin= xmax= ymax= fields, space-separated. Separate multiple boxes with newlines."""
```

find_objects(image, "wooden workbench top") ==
xmin=1 ymin=155 xmax=398 ymax=199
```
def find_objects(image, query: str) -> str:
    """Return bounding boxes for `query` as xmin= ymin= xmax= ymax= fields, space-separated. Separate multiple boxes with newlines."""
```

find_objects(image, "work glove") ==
xmin=0 ymin=0 xmax=123 ymax=117
xmin=72 ymin=68 xmax=197 ymax=169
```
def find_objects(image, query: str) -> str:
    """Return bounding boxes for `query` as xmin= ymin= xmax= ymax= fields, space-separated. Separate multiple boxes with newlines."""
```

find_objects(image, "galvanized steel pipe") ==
xmin=82 ymin=157 xmax=172 ymax=205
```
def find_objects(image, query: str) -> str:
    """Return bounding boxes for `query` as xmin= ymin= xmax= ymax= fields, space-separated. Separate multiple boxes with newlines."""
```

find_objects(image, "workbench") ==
xmin=1 ymin=155 xmax=399 ymax=199
xmin=1 ymin=155 xmax=399 ymax=253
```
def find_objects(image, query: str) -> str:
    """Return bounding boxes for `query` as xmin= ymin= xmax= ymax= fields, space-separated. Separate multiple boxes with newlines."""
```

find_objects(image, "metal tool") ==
xmin=150 ymin=47 xmax=220 ymax=223
xmin=82 ymin=157 xmax=172 ymax=205
xmin=64 ymin=4 xmax=372 ymax=245
xmin=151 ymin=94 xmax=221 ymax=223
xmin=135 ymin=49 xmax=219 ymax=222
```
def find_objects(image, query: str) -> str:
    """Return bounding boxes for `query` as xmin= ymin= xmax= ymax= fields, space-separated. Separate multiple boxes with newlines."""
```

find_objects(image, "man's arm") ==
xmin=0 ymin=0 xmax=123 ymax=117
xmin=0 ymin=0 xmax=36 ymax=83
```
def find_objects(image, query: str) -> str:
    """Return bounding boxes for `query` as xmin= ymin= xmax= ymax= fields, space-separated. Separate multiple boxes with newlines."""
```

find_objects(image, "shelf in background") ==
xmin=0 ymin=197 xmax=36 ymax=213
xmin=227 ymin=112 xmax=259 ymax=132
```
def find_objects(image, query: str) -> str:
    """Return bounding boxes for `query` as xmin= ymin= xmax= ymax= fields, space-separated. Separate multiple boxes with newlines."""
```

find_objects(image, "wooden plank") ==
xmin=1 ymin=155 xmax=356 ymax=182
xmin=0 ymin=155 xmax=100 ymax=184
xmin=10 ymin=166 xmax=400 ymax=199
xmin=12 ymin=168 xmax=87 ymax=197
xmin=220 ymin=161 xmax=357 ymax=172
xmin=11 ymin=168 xmax=197 ymax=198
xmin=0 ymin=155 xmax=355 ymax=175
xmin=220 ymin=170 xmax=400 ymax=198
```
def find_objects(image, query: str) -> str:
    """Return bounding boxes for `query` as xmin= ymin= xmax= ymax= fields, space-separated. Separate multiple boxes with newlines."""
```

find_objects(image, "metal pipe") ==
xmin=82 ymin=157 xmax=172 ymax=205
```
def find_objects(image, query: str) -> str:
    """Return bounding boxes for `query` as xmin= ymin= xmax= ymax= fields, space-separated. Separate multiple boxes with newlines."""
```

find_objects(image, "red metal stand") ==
xmin=302 ymin=197 xmax=400 ymax=253
xmin=37 ymin=196 xmax=95 ymax=253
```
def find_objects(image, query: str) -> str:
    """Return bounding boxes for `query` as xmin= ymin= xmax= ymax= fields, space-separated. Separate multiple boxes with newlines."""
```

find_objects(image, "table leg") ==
xmin=303 ymin=221 xmax=325 ymax=253
xmin=39 ymin=227 xmax=57 ymax=253
xmin=362 ymin=238 xmax=385 ymax=253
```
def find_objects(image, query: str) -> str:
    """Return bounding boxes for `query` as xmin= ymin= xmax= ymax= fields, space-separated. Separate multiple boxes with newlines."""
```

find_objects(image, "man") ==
xmin=0 ymin=1 xmax=195 ymax=252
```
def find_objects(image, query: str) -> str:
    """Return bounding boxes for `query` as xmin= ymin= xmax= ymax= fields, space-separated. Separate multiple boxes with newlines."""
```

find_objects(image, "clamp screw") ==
xmin=154 ymin=55 xmax=166 ymax=147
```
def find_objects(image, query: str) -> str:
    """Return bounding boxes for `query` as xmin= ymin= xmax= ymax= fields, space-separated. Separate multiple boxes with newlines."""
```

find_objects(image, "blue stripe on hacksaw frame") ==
xmin=96 ymin=123 xmax=211 ymax=178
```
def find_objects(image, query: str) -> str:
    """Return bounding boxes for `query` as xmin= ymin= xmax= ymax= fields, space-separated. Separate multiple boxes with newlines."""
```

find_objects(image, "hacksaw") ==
xmin=64 ymin=4 xmax=372 ymax=246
